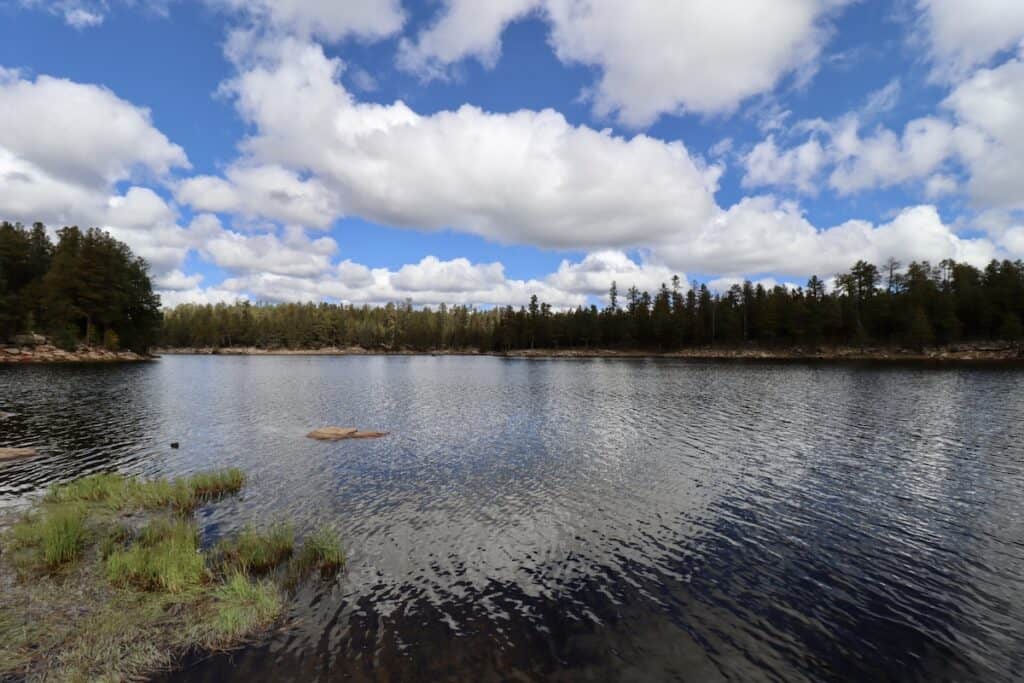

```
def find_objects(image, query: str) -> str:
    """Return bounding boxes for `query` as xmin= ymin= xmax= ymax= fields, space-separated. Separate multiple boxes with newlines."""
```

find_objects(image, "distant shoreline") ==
xmin=153 ymin=344 xmax=1024 ymax=365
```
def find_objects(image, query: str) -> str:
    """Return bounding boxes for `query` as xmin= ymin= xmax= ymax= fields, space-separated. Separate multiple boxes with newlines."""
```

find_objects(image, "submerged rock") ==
xmin=0 ymin=411 xmax=14 ymax=420
xmin=0 ymin=447 xmax=37 ymax=461
xmin=307 ymin=427 xmax=388 ymax=441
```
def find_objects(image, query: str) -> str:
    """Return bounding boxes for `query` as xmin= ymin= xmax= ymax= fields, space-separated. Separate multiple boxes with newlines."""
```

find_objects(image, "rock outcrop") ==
xmin=307 ymin=427 xmax=388 ymax=441
xmin=0 ymin=343 xmax=150 ymax=364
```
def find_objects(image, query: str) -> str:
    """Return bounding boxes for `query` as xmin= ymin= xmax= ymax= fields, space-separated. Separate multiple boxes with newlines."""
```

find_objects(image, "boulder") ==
xmin=0 ymin=447 xmax=38 ymax=462
xmin=306 ymin=427 xmax=388 ymax=441
xmin=0 ymin=411 xmax=14 ymax=420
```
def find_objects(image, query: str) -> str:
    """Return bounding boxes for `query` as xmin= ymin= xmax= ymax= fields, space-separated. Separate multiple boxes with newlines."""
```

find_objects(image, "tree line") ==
xmin=161 ymin=258 xmax=1024 ymax=352
xmin=0 ymin=222 xmax=162 ymax=352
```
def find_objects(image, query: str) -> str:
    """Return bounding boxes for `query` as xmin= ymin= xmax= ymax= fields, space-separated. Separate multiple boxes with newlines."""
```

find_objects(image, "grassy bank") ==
xmin=0 ymin=469 xmax=344 ymax=681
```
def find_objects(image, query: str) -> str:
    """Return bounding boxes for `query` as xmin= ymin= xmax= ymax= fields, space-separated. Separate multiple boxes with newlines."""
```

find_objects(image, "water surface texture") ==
xmin=2 ymin=356 xmax=1023 ymax=681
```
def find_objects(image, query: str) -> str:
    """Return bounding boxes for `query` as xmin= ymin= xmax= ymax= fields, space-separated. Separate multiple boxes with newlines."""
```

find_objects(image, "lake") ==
xmin=2 ymin=356 xmax=1023 ymax=681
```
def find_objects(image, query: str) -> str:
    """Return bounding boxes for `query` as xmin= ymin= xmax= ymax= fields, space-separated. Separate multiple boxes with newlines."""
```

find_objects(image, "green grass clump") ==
xmin=208 ymin=573 xmax=283 ymax=645
xmin=292 ymin=528 xmax=345 ymax=579
xmin=46 ymin=473 xmax=129 ymax=506
xmin=44 ymin=467 xmax=246 ymax=514
xmin=187 ymin=468 xmax=246 ymax=501
xmin=138 ymin=517 xmax=199 ymax=548
xmin=8 ymin=506 xmax=89 ymax=569
xmin=106 ymin=522 xmax=205 ymax=593
xmin=218 ymin=524 xmax=294 ymax=574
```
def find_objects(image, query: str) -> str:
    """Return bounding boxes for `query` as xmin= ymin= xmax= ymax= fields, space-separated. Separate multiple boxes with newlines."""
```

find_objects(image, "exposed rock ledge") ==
xmin=0 ymin=344 xmax=151 ymax=364
xmin=307 ymin=427 xmax=388 ymax=440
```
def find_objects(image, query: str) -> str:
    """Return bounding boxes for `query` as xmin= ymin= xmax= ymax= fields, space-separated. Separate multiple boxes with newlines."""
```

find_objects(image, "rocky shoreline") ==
xmin=154 ymin=343 xmax=1024 ymax=364
xmin=1 ymin=343 xmax=152 ymax=364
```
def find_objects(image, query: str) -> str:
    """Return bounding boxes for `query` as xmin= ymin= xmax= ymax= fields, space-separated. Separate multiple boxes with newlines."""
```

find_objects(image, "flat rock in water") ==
xmin=0 ymin=447 xmax=38 ymax=461
xmin=0 ymin=411 xmax=14 ymax=420
xmin=307 ymin=427 xmax=387 ymax=441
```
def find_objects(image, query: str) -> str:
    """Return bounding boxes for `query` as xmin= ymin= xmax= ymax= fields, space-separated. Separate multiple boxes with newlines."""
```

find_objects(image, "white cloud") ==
xmin=0 ymin=71 xmax=187 ymax=189
xmin=64 ymin=7 xmax=104 ymax=28
xmin=176 ymin=164 xmax=342 ymax=229
xmin=545 ymin=250 xmax=679 ymax=296
xmin=397 ymin=0 xmax=538 ymax=78
xmin=397 ymin=0 xmax=851 ymax=126
xmin=195 ymin=37 xmax=721 ymax=249
xmin=860 ymin=78 xmax=901 ymax=120
xmin=915 ymin=0 xmax=1024 ymax=78
xmin=924 ymin=173 xmax=958 ymax=199
xmin=743 ymin=135 xmax=827 ymax=194
xmin=546 ymin=0 xmax=850 ymax=126
xmin=200 ymin=221 xmax=337 ymax=277
xmin=156 ymin=270 xmax=204 ymax=291
xmin=651 ymin=198 xmax=999 ymax=278
xmin=209 ymin=0 xmax=405 ymax=42
xmin=20 ymin=1 xmax=107 ymax=28
xmin=219 ymin=258 xmax=588 ymax=308
xmin=829 ymin=116 xmax=955 ymax=194
xmin=742 ymin=114 xmax=957 ymax=197
xmin=944 ymin=55 xmax=1024 ymax=210
xmin=391 ymin=256 xmax=505 ymax=293
xmin=157 ymin=286 xmax=242 ymax=308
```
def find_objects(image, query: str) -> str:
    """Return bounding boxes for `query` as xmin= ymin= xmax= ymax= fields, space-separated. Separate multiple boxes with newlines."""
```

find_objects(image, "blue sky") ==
xmin=0 ymin=1 xmax=1022 ymax=307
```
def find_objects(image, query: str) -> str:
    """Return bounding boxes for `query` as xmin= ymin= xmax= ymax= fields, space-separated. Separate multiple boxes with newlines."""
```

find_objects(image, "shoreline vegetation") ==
xmin=0 ymin=469 xmax=344 ymax=681
xmin=152 ymin=343 xmax=1024 ymax=364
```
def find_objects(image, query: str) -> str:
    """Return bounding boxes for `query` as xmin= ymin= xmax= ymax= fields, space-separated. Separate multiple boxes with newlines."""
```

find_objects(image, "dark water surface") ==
xmin=2 ymin=356 xmax=1023 ymax=681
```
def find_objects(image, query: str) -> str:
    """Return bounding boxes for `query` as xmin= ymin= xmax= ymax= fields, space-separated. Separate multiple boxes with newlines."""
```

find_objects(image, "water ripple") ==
xmin=2 ymin=357 xmax=1024 ymax=681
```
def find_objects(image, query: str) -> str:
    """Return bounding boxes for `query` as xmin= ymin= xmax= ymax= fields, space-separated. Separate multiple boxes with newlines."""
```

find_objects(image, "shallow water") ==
xmin=2 ymin=356 xmax=1023 ymax=681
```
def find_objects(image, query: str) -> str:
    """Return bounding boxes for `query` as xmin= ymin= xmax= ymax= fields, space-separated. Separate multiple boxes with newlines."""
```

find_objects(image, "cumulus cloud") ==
xmin=915 ymin=0 xmax=1024 ymax=78
xmin=397 ymin=0 xmax=851 ymax=126
xmin=651 ymin=198 xmax=998 ymax=278
xmin=199 ymin=220 xmax=337 ymax=277
xmin=742 ymin=115 xmax=956 ymax=196
xmin=0 ymin=71 xmax=187 ymax=190
xmin=545 ymin=250 xmax=679 ymax=296
xmin=156 ymin=270 xmax=204 ymax=291
xmin=743 ymin=52 xmax=1024 ymax=209
xmin=218 ymin=259 xmax=585 ymax=308
xmin=194 ymin=37 xmax=721 ymax=249
xmin=743 ymin=135 xmax=827 ymax=194
xmin=162 ymin=249 xmax=685 ymax=310
xmin=175 ymin=164 xmax=342 ymax=229
xmin=397 ymin=0 xmax=538 ymax=78
xmin=944 ymin=55 xmax=1024 ymax=210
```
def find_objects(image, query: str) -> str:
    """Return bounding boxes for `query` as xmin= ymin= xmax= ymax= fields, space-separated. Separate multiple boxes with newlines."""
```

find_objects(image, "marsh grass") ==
xmin=0 ymin=468 xmax=343 ymax=682
xmin=207 ymin=573 xmax=283 ymax=645
xmin=45 ymin=467 xmax=246 ymax=513
xmin=217 ymin=524 xmax=295 ymax=574
xmin=106 ymin=519 xmax=206 ymax=593
xmin=290 ymin=527 xmax=345 ymax=582
xmin=8 ymin=505 xmax=89 ymax=570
